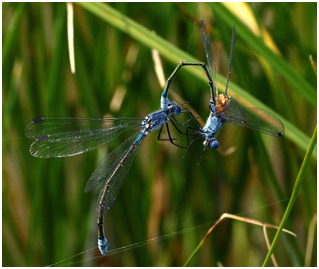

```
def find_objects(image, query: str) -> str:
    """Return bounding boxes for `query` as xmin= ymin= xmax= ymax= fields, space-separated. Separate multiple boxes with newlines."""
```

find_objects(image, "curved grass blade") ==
xmin=262 ymin=125 xmax=317 ymax=266
xmin=212 ymin=2 xmax=316 ymax=107
xmin=77 ymin=2 xmax=315 ymax=159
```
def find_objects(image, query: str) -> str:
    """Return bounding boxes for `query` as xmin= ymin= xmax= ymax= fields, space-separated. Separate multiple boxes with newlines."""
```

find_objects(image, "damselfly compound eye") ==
xmin=174 ymin=106 xmax=181 ymax=115
xmin=209 ymin=141 xmax=219 ymax=149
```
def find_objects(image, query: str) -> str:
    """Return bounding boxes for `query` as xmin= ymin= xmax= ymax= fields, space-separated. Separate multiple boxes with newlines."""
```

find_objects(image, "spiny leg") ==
xmin=182 ymin=135 xmax=204 ymax=159
xmin=158 ymin=124 xmax=178 ymax=142
xmin=186 ymin=126 xmax=202 ymax=145
xmin=171 ymin=111 xmax=201 ymax=135
xmin=168 ymin=118 xmax=201 ymax=145
xmin=169 ymin=117 xmax=202 ymax=148
xmin=197 ymin=147 xmax=206 ymax=165
xmin=172 ymin=110 xmax=202 ymax=129
xmin=160 ymin=117 xmax=201 ymax=149
xmin=157 ymin=125 xmax=166 ymax=141
xmin=157 ymin=123 xmax=187 ymax=149
xmin=170 ymin=117 xmax=187 ymax=135
xmin=165 ymin=123 xmax=188 ymax=149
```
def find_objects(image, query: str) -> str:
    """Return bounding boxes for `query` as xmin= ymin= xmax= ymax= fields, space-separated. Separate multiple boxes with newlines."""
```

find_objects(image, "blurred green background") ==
xmin=2 ymin=2 xmax=317 ymax=266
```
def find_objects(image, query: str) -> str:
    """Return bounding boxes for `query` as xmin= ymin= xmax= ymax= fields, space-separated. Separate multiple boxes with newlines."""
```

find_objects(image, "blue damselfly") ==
xmin=185 ymin=20 xmax=284 ymax=154
xmin=25 ymin=61 xmax=202 ymax=255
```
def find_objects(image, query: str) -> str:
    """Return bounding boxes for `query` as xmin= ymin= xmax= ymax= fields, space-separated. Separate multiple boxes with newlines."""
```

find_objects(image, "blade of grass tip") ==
xmin=262 ymin=125 xmax=317 ymax=267
xmin=77 ymin=3 xmax=315 ymax=160
xmin=152 ymin=49 xmax=166 ymax=88
xmin=67 ymin=2 xmax=75 ymax=73
xmin=212 ymin=3 xmax=316 ymax=108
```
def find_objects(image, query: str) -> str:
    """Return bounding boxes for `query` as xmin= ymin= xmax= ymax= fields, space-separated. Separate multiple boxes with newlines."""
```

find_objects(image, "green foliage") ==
xmin=263 ymin=126 xmax=317 ymax=266
xmin=3 ymin=3 xmax=317 ymax=266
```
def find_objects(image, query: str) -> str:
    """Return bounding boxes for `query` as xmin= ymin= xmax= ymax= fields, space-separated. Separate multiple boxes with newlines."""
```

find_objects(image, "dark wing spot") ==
xmin=32 ymin=117 xmax=44 ymax=123
xmin=36 ymin=134 xmax=50 ymax=141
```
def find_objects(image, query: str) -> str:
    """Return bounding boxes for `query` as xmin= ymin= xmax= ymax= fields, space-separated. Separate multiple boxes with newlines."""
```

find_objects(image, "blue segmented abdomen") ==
xmin=134 ymin=133 xmax=145 ymax=145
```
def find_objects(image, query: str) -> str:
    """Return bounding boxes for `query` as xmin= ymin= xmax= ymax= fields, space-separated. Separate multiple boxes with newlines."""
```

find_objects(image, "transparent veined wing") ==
xmin=86 ymin=133 xmax=143 ymax=216
xmin=224 ymin=25 xmax=236 ymax=95
xmin=220 ymin=98 xmax=285 ymax=136
xmin=85 ymin=132 xmax=142 ymax=192
xmin=25 ymin=117 xmax=142 ymax=158
xmin=201 ymin=20 xmax=217 ymax=100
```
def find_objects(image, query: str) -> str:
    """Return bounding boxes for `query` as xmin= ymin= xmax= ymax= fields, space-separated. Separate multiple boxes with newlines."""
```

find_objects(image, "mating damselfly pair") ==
xmin=25 ymin=20 xmax=284 ymax=255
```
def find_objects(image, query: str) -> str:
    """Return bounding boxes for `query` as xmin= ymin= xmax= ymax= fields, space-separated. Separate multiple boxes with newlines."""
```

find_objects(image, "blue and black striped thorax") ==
xmin=140 ymin=100 xmax=181 ymax=136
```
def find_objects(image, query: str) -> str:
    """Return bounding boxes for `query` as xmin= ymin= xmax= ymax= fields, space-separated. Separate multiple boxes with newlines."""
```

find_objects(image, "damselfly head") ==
xmin=203 ymin=139 xmax=219 ymax=149
xmin=168 ymin=100 xmax=181 ymax=115
xmin=174 ymin=105 xmax=181 ymax=115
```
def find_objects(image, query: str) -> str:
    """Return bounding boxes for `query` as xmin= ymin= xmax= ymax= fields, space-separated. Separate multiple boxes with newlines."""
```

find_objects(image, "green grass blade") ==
xmin=3 ymin=3 xmax=26 ymax=68
xmin=77 ymin=2 xmax=316 ymax=159
xmin=212 ymin=3 xmax=316 ymax=108
xmin=3 ymin=3 xmax=316 ymax=266
xmin=183 ymin=237 xmax=206 ymax=267
xmin=262 ymin=125 xmax=317 ymax=266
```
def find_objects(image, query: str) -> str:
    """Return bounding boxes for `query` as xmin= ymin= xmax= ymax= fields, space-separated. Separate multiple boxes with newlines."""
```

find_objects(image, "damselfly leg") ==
xmin=183 ymin=20 xmax=285 ymax=157
xmin=162 ymin=61 xmax=214 ymax=99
